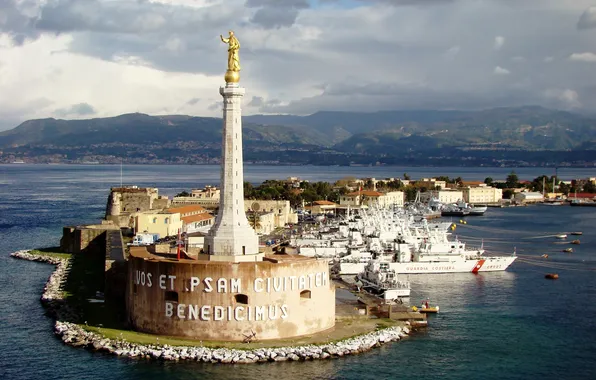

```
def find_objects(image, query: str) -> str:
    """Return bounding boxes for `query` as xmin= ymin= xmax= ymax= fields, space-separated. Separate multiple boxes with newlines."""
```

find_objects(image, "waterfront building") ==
xmin=134 ymin=211 xmax=183 ymax=237
xmin=514 ymin=191 xmax=544 ymax=203
xmin=340 ymin=190 xmax=404 ymax=208
xmin=435 ymin=190 xmax=464 ymax=204
xmin=462 ymin=186 xmax=502 ymax=204
xmin=126 ymin=36 xmax=335 ymax=341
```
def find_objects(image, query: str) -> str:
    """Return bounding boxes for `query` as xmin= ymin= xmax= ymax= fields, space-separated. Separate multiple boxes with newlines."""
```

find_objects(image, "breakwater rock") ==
xmin=53 ymin=321 xmax=409 ymax=363
xmin=11 ymin=249 xmax=411 ymax=363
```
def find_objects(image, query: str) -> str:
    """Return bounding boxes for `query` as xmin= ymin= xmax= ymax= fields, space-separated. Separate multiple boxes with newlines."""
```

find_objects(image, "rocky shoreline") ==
xmin=11 ymin=249 xmax=410 ymax=363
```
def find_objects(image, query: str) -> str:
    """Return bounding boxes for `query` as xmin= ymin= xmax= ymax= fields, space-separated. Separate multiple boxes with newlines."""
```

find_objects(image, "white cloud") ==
xmin=544 ymin=89 xmax=581 ymax=109
xmin=569 ymin=52 xmax=596 ymax=62
xmin=493 ymin=66 xmax=510 ymax=75
xmin=494 ymin=36 xmax=505 ymax=50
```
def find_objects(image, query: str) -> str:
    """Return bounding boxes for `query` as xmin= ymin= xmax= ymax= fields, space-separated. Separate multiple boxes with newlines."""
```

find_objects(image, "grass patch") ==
xmin=78 ymin=317 xmax=403 ymax=350
xmin=30 ymin=247 xmax=72 ymax=260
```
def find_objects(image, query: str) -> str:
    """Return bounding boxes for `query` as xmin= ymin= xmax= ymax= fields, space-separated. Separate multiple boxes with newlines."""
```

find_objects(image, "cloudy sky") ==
xmin=1 ymin=0 xmax=596 ymax=130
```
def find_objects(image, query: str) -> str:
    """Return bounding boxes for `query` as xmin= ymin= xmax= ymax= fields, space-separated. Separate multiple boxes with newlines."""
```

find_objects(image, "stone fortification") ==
xmin=60 ymin=224 xmax=120 ymax=255
xmin=105 ymin=186 xmax=170 ymax=227
xmin=126 ymin=248 xmax=335 ymax=341
xmin=11 ymin=249 xmax=411 ymax=364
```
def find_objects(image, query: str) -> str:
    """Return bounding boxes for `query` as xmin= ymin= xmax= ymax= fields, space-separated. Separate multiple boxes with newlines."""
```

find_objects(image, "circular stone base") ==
xmin=225 ymin=70 xmax=240 ymax=83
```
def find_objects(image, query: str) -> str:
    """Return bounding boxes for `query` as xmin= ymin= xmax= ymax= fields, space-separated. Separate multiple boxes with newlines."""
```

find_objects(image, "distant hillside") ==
xmin=2 ymin=106 xmax=596 ymax=166
xmin=0 ymin=113 xmax=326 ymax=148
xmin=246 ymin=106 xmax=596 ymax=152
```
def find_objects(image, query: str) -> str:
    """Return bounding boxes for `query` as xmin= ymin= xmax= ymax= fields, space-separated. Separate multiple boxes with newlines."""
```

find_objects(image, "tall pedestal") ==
xmin=204 ymin=83 xmax=261 ymax=262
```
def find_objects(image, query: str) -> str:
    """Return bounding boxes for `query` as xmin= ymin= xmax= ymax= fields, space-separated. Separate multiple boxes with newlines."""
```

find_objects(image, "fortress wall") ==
xmin=126 ymin=255 xmax=335 ymax=341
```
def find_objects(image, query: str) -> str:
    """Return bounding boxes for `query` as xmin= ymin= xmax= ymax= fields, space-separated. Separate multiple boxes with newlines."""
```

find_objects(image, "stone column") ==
xmin=204 ymin=83 xmax=261 ymax=261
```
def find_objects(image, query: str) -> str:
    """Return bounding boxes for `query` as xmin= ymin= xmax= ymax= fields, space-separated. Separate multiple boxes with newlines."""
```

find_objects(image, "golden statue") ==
xmin=221 ymin=30 xmax=241 ymax=83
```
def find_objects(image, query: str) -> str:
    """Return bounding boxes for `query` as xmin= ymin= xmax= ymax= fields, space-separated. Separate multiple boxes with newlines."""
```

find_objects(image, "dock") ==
xmin=333 ymin=276 xmax=428 ymax=327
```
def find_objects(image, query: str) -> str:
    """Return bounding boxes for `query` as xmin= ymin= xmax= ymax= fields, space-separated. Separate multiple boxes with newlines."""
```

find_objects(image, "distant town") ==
xmin=91 ymin=173 xmax=596 ymax=241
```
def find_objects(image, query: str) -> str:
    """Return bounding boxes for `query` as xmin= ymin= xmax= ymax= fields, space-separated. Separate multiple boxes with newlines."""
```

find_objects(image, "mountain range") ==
xmin=2 ymin=106 xmax=596 ymax=166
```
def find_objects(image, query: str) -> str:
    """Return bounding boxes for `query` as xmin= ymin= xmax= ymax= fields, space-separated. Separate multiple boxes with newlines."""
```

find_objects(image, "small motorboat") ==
xmin=419 ymin=306 xmax=440 ymax=313
xmin=571 ymin=240 xmax=580 ymax=245
xmin=545 ymin=273 xmax=559 ymax=280
xmin=541 ymin=254 xmax=549 ymax=259
xmin=563 ymin=248 xmax=573 ymax=253
xmin=555 ymin=234 xmax=567 ymax=239
xmin=570 ymin=232 xmax=583 ymax=236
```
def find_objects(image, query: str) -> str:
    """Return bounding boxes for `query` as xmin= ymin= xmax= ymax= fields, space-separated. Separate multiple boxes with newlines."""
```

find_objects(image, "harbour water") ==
xmin=0 ymin=164 xmax=595 ymax=380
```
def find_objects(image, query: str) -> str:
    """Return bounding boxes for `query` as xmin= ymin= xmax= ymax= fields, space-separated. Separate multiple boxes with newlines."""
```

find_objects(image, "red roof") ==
xmin=313 ymin=200 xmax=337 ymax=206
xmin=167 ymin=205 xmax=208 ymax=214
xmin=347 ymin=190 xmax=383 ymax=197
xmin=181 ymin=213 xmax=214 ymax=223
xmin=568 ymin=193 xmax=596 ymax=199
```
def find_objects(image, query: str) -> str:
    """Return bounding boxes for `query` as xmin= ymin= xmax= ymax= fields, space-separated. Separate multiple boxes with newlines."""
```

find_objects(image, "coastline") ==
xmin=10 ymin=249 xmax=411 ymax=364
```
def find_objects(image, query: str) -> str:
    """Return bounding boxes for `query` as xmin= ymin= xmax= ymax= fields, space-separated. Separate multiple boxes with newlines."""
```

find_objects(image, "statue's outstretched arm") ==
xmin=220 ymin=35 xmax=229 ymax=43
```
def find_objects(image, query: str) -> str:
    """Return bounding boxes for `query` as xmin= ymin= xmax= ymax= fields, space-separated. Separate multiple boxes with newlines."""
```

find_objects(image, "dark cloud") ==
xmin=36 ymin=0 xmax=229 ymax=34
xmin=54 ymin=103 xmax=96 ymax=117
xmin=247 ymin=96 xmax=264 ymax=107
xmin=577 ymin=7 xmax=596 ymax=30
xmin=246 ymin=0 xmax=309 ymax=29
xmin=208 ymin=102 xmax=220 ymax=111
xmin=0 ymin=0 xmax=41 ymax=45
xmin=186 ymin=97 xmax=201 ymax=105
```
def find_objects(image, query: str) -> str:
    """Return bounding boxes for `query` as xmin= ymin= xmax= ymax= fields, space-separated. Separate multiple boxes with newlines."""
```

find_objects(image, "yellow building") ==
xmin=135 ymin=211 xmax=183 ymax=238
xmin=310 ymin=200 xmax=338 ymax=214
xmin=340 ymin=190 xmax=404 ymax=208
xmin=462 ymin=186 xmax=502 ymax=204
xmin=436 ymin=190 xmax=464 ymax=204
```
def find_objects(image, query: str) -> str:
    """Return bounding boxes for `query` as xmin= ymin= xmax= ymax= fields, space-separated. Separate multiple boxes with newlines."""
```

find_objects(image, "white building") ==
xmin=244 ymin=200 xmax=298 ymax=226
xmin=514 ymin=192 xmax=544 ymax=203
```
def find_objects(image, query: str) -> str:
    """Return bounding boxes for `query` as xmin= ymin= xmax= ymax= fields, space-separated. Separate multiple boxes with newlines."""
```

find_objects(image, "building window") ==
xmin=152 ymin=217 xmax=157 ymax=224
xmin=165 ymin=291 xmax=178 ymax=302
xmin=300 ymin=290 xmax=312 ymax=299
xmin=242 ymin=246 xmax=246 ymax=255
xmin=165 ymin=217 xmax=169 ymax=224
xmin=235 ymin=294 xmax=248 ymax=304
xmin=123 ymin=207 xmax=126 ymax=212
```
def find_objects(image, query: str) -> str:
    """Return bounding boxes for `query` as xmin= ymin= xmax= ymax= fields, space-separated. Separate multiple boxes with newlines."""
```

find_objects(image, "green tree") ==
xmin=506 ymin=171 xmax=519 ymax=188
xmin=558 ymin=182 xmax=571 ymax=195
xmin=583 ymin=182 xmax=596 ymax=193
xmin=403 ymin=173 xmax=411 ymax=180
xmin=484 ymin=177 xmax=494 ymax=186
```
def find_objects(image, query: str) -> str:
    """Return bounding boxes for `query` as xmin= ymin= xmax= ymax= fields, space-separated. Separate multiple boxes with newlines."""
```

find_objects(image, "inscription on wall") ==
xmin=134 ymin=270 xmax=328 ymax=322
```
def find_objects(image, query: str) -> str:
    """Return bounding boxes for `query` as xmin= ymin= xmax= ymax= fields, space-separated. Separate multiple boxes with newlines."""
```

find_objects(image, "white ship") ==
xmin=357 ymin=260 xmax=410 ymax=301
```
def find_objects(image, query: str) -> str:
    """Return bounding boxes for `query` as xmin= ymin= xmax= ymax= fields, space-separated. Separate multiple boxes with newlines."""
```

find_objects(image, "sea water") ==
xmin=0 ymin=164 xmax=594 ymax=380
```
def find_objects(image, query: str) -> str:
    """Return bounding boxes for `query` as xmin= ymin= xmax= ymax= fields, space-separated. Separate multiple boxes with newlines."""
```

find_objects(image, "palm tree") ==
xmin=249 ymin=212 xmax=261 ymax=232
